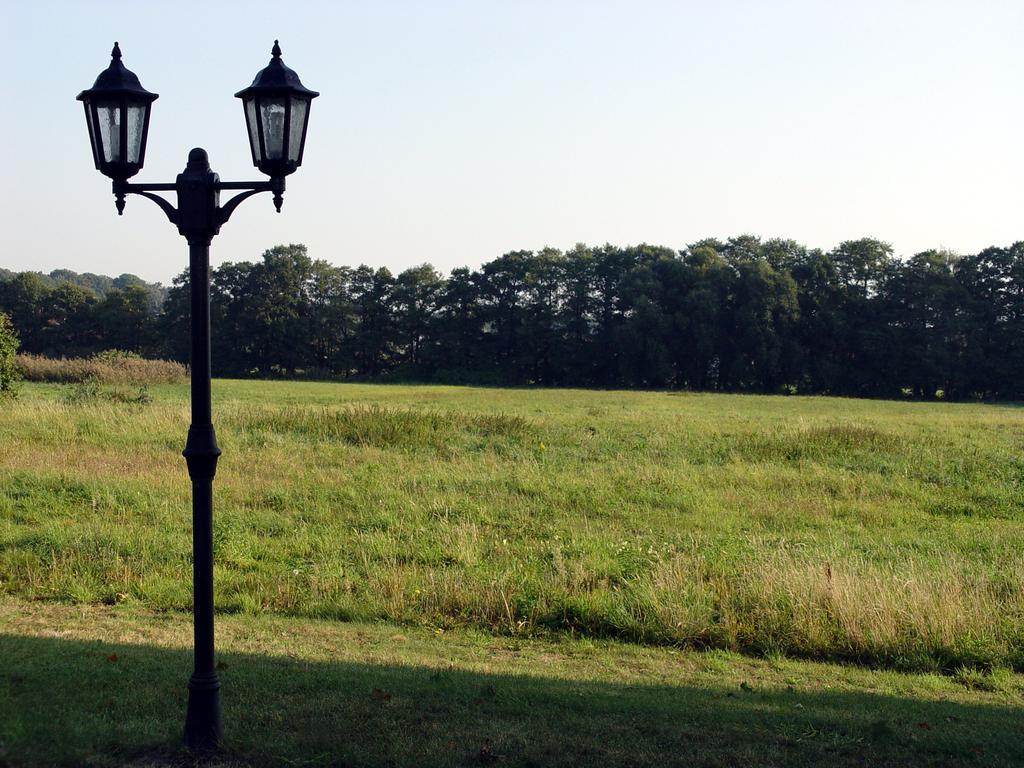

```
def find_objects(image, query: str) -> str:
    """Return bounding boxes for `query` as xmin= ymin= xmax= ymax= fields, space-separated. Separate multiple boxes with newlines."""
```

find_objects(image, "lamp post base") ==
xmin=184 ymin=673 xmax=222 ymax=754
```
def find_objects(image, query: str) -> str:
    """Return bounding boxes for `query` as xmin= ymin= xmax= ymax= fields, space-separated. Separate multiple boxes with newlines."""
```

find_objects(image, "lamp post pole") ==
xmin=179 ymin=151 xmax=225 ymax=751
xmin=78 ymin=42 xmax=317 ymax=756
xmin=183 ymin=227 xmax=221 ymax=751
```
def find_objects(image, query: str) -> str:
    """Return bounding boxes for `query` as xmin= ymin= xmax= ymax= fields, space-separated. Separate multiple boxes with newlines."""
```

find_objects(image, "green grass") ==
xmin=1 ymin=380 xmax=1023 ymax=764
xmin=2 ymin=381 xmax=1024 ymax=670
xmin=2 ymin=599 xmax=1022 ymax=767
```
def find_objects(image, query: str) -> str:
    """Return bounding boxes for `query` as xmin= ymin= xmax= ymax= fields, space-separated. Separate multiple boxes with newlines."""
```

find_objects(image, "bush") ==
xmin=61 ymin=376 xmax=102 ymax=405
xmin=16 ymin=351 xmax=186 ymax=385
xmin=0 ymin=311 xmax=20 ymax=397
xmin=60 ymin=376 xmax=153 ymax=407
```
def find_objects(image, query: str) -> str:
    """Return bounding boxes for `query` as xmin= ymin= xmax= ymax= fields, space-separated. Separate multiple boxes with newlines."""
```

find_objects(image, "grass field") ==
xmin=2 ymin=380 xmax=1023 ymax=765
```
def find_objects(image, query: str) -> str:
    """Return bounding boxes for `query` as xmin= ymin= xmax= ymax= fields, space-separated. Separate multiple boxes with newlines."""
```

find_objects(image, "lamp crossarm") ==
xmin=115 ymin=181 xmax=179 ymax=223
xmin=216 ymin=178 xmax=285 ymax=224
xmin=112 ymin=175 xmax=286 ymax=232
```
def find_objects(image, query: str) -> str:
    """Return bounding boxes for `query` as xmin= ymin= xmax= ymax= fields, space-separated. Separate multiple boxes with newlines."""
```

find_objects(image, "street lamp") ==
xmin=77 ymin=41 xmax=318 ymax=755
xmin=235 ymin=40 xmax=319 ymax=183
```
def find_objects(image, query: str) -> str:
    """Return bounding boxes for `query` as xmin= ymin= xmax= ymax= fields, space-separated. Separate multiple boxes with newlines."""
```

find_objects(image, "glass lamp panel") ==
xmin=126 ymin=102 xmax=146 ymax=164
xmin=259 ymin=98 xmax=287 ymax=160
xmin=287 ymin=97 xmax=309 ymax=163
xmin=96 ymin=100 xmax=122 ymax=163
xmin=83 ymin=103 xmax=101 ymax=166
xmin=244 ymin=97 xmax=261 ymax=163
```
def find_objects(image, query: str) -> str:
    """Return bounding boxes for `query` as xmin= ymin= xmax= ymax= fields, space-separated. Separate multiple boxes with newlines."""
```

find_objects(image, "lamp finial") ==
xmin=112 ymin=42 xmax=122 ymax=60
xmin=272 ymin=40 xmax=282 ymax=59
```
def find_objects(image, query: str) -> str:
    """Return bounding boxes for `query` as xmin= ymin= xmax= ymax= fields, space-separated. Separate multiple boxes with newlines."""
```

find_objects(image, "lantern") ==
xmin=235 ymin=41 xmax=319 ymax=178
xmin=77 ymin=43 xmax=158 ymax=181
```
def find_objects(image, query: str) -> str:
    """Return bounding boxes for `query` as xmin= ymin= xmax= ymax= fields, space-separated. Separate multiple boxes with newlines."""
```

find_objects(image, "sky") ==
xmin=2 ymin=0 xmax=1021 ymax=285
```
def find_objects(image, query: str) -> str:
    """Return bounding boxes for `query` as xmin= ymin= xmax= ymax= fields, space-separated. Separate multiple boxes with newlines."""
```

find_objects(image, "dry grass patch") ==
xmin=16 ymin=351 xmax=186 ymax=384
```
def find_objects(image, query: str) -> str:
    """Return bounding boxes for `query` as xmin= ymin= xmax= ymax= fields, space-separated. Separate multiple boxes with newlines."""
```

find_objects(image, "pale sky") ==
xmin=2 ymin=0 xmax=1021 ymax=285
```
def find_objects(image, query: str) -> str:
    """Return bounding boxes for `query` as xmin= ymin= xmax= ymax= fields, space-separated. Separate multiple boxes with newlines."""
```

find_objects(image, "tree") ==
xmin=720 ymin=234 xmax=764 ymax=265
xmin=761 ymin=238 xmax=808 ymax=273
xmin=883 ymin=250 xmax=964 ymax=398
xmin=42 ymin=282 xmax=97 ymax=355
xmin=679 ymin=246 xmax=733 ymax=390
xmin=828 ymin=239 xmax=897 ymax=396
xmin=724 ymin=260 xmax=800 ymax=392
xmin=94 ymin=285 xmax=156 ymax=354
xmin=253 ymin=245 xmax=316 ymax=374
xmin=393 ymin=264 xmax=443 ymax=378
xmin=521 ymin=248 xmax=566 ymax=384
xmin=0 ymin=311 xmax=20 ymax=397
xmin=211 ymin=260 xmax=258 ymax=374
xmin=954 ymin=242 xmax=1024 ymax=399
xmin=786 ymin=249 xmax=845 ymax=393
xmin=590 ymin=244 xmax=639 ymax=386
xmin=830 ymin=238 xmax=893 ymax=297
xmin=157 ymin=270 xmax=192 ymax=364
xmin=0 ymin=272 xmax=50 ymax=352
xmin=213 ymin=245 xmax=315 ymax=375
xmin=616 ymin=253 xmax=680 ymax=388
xmin=559 ymin=244 xmax=598 ymax=384
xmin=349 ymin=265 xmax=396 ymax=378
xmin=434 ymin=267 xmax=484 ymax=380
xmin=479 ymin=250 xmax=532 ymax=381
xmin=307 ymin=261 xmax=355 ymax=376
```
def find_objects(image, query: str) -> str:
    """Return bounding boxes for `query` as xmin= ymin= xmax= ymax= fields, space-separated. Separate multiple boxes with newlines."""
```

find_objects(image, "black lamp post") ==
xmin=77 ymin=41 xmax=318 ymax=755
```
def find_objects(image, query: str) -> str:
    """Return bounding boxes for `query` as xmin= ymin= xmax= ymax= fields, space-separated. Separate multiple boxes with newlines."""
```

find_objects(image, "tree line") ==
xmin=0 ymin=267 xmax=167 ymax=304
xmin=2 ymin=236 xmax=1023 ymax=399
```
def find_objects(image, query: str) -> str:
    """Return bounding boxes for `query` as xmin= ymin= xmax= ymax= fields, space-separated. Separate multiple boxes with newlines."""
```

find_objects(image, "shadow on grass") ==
xmin=0 ymin=634 xmax=1020 ymax=768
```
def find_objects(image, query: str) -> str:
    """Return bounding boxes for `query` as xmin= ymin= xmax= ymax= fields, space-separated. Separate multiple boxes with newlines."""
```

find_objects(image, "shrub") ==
xmin=60 ymin=376 xmax=153 ymax=407
xmin=61 ymin=376 xmax=102 ymax=405
xmin=0 ymin=311 xmax=20 ymax=398
xmin=16 ymin=351 xmax=186 ymax=385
